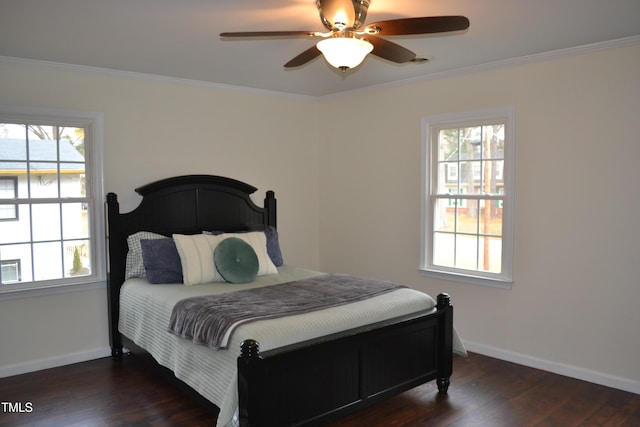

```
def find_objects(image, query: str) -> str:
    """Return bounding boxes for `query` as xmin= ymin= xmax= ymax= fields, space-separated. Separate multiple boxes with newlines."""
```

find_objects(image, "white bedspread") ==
xmin=119 ymin=265 xmax=465 ymax=427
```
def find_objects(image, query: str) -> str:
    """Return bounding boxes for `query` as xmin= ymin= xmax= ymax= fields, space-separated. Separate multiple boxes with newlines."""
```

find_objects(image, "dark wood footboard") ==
xmin=237 ymin=293 xmax=453 ymax=427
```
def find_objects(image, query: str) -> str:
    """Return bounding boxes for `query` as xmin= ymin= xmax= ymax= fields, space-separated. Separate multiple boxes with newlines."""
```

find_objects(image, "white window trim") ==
xmin=0 ymin=105 xmax=106 ymax=298
xmin=420 ymin=107 xmax=516 ymax=288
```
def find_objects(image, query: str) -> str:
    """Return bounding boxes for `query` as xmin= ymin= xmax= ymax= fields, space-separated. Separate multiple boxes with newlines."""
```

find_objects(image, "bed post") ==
xmin=264 ymin=190 xmax=276 ymax=228
xmin=106 ymin=192 xmax=124 ymax=359
xmin=436 ymin=293 xmax=453 ymax=393
xmin=237 ymin=339 xmax=263 ymax=427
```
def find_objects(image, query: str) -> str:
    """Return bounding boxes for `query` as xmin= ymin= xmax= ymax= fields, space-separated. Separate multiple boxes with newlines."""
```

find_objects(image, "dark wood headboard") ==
xmin=105 ymin=174 xmax=276 ymax=356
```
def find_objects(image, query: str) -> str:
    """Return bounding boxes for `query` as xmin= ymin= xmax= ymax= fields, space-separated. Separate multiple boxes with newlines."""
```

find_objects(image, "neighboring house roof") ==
xmin=0 ymin=139 xmax=85 ymax=171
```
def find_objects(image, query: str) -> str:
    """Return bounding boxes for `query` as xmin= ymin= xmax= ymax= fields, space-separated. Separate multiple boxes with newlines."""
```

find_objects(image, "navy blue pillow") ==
xmin=264 ymin=226 xmax=283 ymax=267
xmin=140 ymin=238 xmax=183 ymax=284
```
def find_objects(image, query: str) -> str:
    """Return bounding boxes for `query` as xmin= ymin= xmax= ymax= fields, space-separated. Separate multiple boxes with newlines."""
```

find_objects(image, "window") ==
xmin=1 ymin=259 xmax=21 ymax=284
xmin=0 ymin=177 xmax=18 ymax=220
xmin=421 ymin=107 xmax=515 ymax=287
xmin=0 ymin=106 xmax=105 ymax=292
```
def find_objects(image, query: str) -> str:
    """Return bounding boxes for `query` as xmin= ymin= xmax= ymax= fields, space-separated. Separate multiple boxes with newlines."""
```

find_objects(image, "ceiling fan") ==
xmin=220 ymin=0 xmax=469 ymax=72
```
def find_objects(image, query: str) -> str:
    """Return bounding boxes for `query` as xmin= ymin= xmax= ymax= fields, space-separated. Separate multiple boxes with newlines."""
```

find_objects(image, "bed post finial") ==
xmin=436 ymin=293 xmax=451 ymax=309
xmin=238 ymin=339 xmax=262 ymax=426
xmin=265 ymin=191 xmax=276 ymax=228
xmin=240 ymin=339 xmax=260 ymax=359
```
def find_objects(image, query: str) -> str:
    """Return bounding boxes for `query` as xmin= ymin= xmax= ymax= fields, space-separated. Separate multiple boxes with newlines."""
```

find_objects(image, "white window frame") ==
xmin=420 ymin=107 xmax=515 ymax=288
xmin=0 ymin=105 xmax=105 ymax=297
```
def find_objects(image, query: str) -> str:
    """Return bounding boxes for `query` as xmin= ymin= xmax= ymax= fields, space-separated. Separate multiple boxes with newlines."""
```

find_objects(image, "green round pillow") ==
xmin=214 ymin=237 xmax=259 ymax=284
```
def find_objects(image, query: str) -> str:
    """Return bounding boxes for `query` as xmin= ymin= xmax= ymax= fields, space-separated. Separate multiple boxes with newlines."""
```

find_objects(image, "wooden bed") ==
xmin=106 ymin=174 xmax=454 ymax=427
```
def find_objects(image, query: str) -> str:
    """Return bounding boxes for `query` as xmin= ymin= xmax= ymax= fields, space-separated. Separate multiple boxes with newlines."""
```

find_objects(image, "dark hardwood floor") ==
xmin=1 ymin=352 xmax=638 ymax=426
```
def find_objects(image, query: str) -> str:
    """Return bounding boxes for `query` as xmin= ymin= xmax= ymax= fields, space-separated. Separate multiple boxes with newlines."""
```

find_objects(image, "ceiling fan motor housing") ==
xmin=317 ymin=0 xmax=370 ymax=30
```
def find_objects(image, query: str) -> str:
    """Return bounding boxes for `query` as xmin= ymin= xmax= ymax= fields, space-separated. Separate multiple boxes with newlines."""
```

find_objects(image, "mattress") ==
xmin=119 ymin=265 xmax=464 ymax=427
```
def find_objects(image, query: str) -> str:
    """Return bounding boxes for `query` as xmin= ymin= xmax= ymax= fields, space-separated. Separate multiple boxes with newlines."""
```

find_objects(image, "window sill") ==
xmin=0 ymin=278 xmax=106 ymax=301
xmin=419 ymin=268 xmax=512 ymax=289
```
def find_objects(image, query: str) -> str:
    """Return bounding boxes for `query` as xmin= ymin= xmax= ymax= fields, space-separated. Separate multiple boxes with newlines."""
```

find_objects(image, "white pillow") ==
xmin=173 ymin=234 xmax=224 ymax=285
xmin=173 ymin=232 xmax=277 ymax=285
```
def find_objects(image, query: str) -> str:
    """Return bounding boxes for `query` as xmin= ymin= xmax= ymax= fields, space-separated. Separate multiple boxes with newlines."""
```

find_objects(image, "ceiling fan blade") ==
xmin=284 ymin=46 xmax=322 ymax=68
xmin=361 ymin=35 xmax=416 ymax=63
xmin=365 ymin=16 xmax=470 ymax=36
xmin=220 ymin=31 xmax=317 ymax=38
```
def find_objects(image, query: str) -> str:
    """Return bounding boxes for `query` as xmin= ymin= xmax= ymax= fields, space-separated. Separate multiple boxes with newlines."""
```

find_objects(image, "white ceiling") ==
xmin=1 ymin=0 xmax=639 ymax=97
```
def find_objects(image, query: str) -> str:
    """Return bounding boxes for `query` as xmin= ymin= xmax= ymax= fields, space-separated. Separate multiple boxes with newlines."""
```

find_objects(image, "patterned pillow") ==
xmin=125 ymin=231 xmax=166 ymax=279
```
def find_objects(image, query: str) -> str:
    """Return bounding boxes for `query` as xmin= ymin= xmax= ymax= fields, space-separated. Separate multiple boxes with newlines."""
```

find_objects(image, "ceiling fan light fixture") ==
xmin=316 ymin=37 xmax=373 ymax=70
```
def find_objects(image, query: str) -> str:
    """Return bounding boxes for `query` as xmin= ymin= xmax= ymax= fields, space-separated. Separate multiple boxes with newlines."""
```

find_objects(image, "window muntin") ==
xmin=0 ymin=108 xmax=104 ymax=291
xmin=421 ymin=108 xmax=515 ymax=286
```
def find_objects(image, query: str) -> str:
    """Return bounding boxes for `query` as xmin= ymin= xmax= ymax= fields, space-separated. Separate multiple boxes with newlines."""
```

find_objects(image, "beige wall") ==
xmin=0 ymin=60 xmax=320 ymax=373
xmin=1 ymin=42 xmax=638 ymax=393
xmin=318 ymin=43 xmax=640 ymax=390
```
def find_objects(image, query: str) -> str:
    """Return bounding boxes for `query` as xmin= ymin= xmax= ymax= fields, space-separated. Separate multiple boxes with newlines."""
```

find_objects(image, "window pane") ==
xmin=456 ymin=200 xmax=479 ymax=234
xmin=480 ymin=200 xmax=503 ymax=236
xmin=434 ymin=198 xmax=455 ymax=232
xmin=60 ymin=170 xmax=86 ymax=198
xmin=438 ymin=129 xmax=459 ymax=161
xmin=433 ymin=232 xmax=454 ymax=268
xmin=30 ymin=171 xmax=59 ymax=198
xmin=459 ymin=128 xmax=481 ymax=160
xmin=438 ymin=162 xmax=457 ymax=193
xmin=33 ymin=241 xmax=62 ymax=280
xmin=28 ymin=136 xmax=57 ymax=161
xmin=62 ymin=203 xmax=89 ymax=239
xmin=455 ymin=234 xmax=478 ymax=270
xmin=32 ymin=203 xmax=61 ymax=241
xmin=1 ymin=243 xmax=32 ymax=282
xmin=479 ymin=236 xmax=502 ymax=273
xmin=59 ymin=127 xmax=85 ymax=161
xmin=65 ymin=240 xmax=91 ymax=277
xmin=459 ymin=161 xmax=481 ymax=194
xmin=0 ymin=123 xmax=27 ymax=141
xmin=0 ymin=205 xmax=31 ymax=243
xmin=0 ymin=130 xmax=27 ymax=166
xmin=494 ymin=159 xmax=504 ymax=182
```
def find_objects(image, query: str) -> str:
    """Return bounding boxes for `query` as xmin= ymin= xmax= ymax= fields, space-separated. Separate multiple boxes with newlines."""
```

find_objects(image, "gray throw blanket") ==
xmin=168 ymin=274 xmax=406 ymax=350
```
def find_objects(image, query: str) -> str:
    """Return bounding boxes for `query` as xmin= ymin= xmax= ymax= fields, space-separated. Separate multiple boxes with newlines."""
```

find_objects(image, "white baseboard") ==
xmin=0 ymin=347 xmax=112 ymax=379
xmin=464 ymin=340 xmax=640 ymax=395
